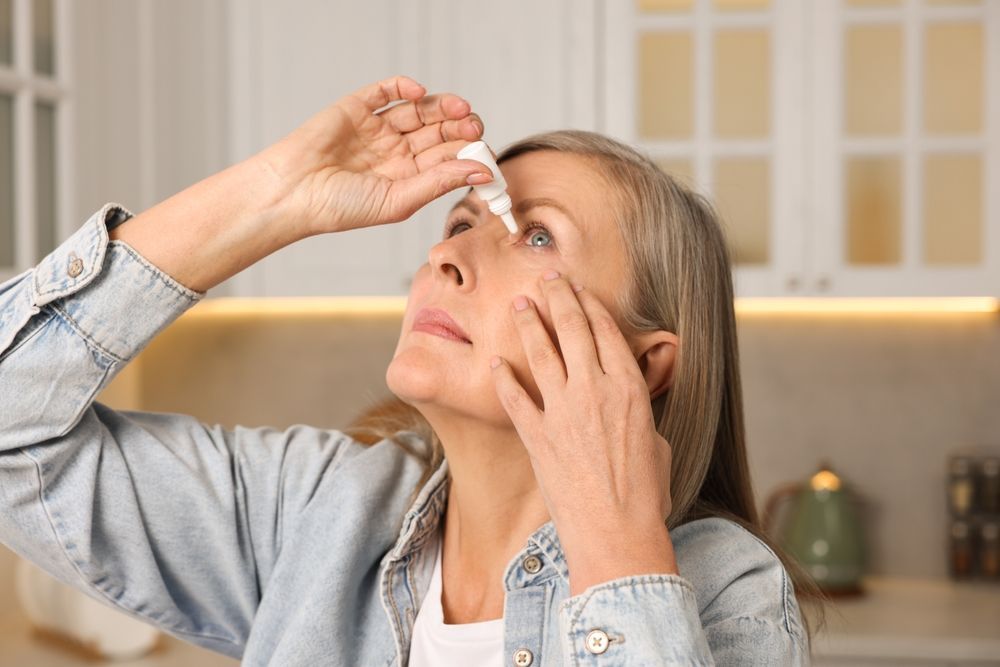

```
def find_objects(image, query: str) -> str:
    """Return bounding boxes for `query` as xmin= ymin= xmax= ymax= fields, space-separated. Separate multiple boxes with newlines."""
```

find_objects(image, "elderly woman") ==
xmin=0 ymin=76 xmax=822 ymax=666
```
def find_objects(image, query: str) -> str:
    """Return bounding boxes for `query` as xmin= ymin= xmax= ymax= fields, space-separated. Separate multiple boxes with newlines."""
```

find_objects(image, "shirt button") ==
xmin=521 ymin=555 xmax=542 ymax=574
xmin=512 ymin=648 xmax=534 ymax=666
xmin=67 ymin=253 xmax=84 ymax=278
xmin=586 ymin=629 xmax=610 ymax=655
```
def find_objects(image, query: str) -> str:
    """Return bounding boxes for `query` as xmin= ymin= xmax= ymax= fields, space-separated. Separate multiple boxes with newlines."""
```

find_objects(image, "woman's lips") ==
xmin=412 ymin=308 xmax=472 ymax=344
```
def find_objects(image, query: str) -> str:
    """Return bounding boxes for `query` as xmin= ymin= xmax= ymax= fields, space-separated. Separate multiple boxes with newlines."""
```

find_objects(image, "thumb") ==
xmin=381 ymin=160 xmax=492 ymax=222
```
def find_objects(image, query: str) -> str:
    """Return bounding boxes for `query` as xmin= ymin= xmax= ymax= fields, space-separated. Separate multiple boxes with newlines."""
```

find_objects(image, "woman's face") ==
xmin=387 ymin=150 xmax=632 ymax=424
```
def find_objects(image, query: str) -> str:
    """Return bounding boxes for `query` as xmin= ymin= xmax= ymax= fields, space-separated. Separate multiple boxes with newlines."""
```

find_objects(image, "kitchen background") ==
xmin=1 ymin=0 xmax=999 ymax=665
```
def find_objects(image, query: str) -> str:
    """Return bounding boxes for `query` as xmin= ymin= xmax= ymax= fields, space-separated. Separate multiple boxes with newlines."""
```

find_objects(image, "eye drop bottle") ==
xmin=457 ymin=141 xmax=518 ymax=234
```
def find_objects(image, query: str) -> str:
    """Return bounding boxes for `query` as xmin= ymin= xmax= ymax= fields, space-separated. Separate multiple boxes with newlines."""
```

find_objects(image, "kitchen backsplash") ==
xmin=2 ymin=305 xmax=998 ymax=606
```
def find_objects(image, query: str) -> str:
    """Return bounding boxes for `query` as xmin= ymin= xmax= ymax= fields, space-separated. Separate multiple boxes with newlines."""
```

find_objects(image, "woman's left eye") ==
xmin=522 ymin=222 xmax=554 ymax=249
xmin=443 ymin=219 xmax=555 ymax=249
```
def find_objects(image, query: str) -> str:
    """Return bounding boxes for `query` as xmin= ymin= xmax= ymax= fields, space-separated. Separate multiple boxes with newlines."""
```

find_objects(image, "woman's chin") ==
xmin=385 ymin=350 xmax=462 ymax=405
xmin=386 ymin=354 xmax=518 ymax=430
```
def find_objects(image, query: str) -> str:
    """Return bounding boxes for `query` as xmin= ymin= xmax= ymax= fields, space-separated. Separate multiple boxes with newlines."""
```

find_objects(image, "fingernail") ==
xmin=490 ymin=355 xmax=502 ymax=369
xmin=572 ymin=283 xmax=584 ymax=292
xmin=543 ymin=269 xmax=560 ymax=281
xmin=513 ymin=295 xmax=530 ymax=311
xmin=471 ymin=120 xmax=483 ymax=136
xmin=467 ymin=172 xmax=493 ymax=185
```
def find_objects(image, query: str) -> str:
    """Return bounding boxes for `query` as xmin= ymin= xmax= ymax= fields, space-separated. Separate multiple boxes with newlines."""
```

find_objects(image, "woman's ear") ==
xmin=631 ymin=330 xmax=679 ymax=400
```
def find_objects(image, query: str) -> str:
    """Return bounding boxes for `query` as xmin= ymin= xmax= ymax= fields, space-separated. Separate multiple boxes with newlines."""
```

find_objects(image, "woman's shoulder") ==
xmin=670 ymin=515 xmax=777 ymax=564
xmin=669 ymin=516 xmax=802 ymax=631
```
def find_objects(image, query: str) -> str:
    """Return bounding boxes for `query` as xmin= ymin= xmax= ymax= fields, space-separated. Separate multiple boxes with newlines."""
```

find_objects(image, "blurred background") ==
xmin=1 ymin=0 xmax=998 ymax=665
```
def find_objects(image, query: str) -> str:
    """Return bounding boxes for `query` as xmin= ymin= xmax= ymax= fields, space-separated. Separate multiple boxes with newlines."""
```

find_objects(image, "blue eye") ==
xmin=443 ymin=218 xmax=556 ymax=250
xmin=524 ymin=223 xmax=553 ymax=248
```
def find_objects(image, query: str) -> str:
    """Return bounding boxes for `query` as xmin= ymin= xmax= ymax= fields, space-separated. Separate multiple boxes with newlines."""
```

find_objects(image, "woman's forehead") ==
xmin=459 ymin=152 xmax=613 ymax=236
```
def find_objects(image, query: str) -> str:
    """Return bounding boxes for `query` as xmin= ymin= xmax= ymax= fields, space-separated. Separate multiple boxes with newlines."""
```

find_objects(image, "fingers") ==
xmin=540 ymin=273 xmax=603 ymax=379
xmin=406 ymin=114 xmax=484 ymax=156
xmin=574 ymin=286 xmax=646 ymax=382
xmin=511 ymin=294 xmax=567 ymax=396
xmin=413 ymin=139 xmax=491 ymax=175
xmin=379 ymin=93 xmax=475 ymax=132
xmin=532 ymin=271 xmax=643 ymax=382
xmin=353 ymin=75 xmax=426 ymax=111
xmin=489 ymin=356 xmax=544 ymax=442
xmin=380 ymin=159 xmax=490 ymax=221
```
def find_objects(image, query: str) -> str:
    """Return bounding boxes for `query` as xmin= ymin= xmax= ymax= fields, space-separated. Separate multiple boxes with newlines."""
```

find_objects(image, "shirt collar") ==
xmin=390 ymin=454 xmax=571 ymax=585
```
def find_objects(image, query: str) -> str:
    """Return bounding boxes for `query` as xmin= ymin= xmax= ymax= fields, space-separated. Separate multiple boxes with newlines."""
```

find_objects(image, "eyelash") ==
xmin=444 ymin=217 xmax=556 ymax=249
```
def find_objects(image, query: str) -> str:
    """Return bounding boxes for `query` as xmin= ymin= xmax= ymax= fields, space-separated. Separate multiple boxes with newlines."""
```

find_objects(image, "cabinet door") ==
xmin=0 ymin=0 xmax=71 ymax=284
xmin=225 ymin=0 xmax=409 ymax=297
xmin=604 ymin=0 xmax=807 ymax=297
xmin=810 ymin=0 xmax=1000 ymax=296
xmin=225 ymin=0 xmax=600 ymax=297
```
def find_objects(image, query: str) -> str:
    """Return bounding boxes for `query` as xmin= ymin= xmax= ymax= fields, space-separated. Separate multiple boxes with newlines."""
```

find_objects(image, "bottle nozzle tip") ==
xmin=500 ymin=212 xmax=518 ymax=234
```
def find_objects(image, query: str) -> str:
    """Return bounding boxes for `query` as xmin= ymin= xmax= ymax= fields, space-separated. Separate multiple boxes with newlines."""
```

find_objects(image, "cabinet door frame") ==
xmin=810 ymin=0 xmax=1000 ymax=297
xmin=604 ymin=0 xmax=807 ymax=298
xmin=0 ymin=0 xmax=74 ymax=284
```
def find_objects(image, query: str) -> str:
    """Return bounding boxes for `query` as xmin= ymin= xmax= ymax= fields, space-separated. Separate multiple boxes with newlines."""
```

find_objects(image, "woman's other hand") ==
xmin=489 ymin=271 xmax=680 ymax=596
xmin=260 ymin=75 xmax=493 ymax=236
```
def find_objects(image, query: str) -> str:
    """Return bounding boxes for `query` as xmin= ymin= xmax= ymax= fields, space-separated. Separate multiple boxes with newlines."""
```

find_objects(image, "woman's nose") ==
xmin=428 ymin=239 xmax=470 ymax=288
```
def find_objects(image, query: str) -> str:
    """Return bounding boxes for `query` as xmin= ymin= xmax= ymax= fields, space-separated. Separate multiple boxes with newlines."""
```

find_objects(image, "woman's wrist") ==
xmin=108 ymin=153 xmax=300 ymax=293
xmin=562 ymin=518 xmax=680 ymax=597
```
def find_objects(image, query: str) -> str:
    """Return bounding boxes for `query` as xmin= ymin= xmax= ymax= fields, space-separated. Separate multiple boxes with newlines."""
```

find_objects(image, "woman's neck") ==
xmin=429 ymin=414 xmax=551 ymax=623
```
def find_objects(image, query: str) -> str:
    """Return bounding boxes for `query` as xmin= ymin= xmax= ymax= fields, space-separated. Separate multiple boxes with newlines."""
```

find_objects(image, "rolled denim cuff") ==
xmin=30 ymin=203 xmax=204 ymax=361
xmin=558 ymin=574 xmax=713 ymax=666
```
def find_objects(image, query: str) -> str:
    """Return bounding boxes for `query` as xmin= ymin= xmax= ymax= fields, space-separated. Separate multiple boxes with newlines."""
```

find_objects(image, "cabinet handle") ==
xmin=786 ymin=275 xmax=801 ymax=292
xmin=816 ymin=275 xmax=831 ymax=292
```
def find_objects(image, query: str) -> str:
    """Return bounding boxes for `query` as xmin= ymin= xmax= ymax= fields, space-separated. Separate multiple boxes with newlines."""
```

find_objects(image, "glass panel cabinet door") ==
xmin=608 ymin=0 xmax=805 ymax=296
xmin=811 ymin=0 xmax=997 ymax=296
xmin=0 ymin=94 xmax=13 ymax=268
xmin=33 ymin=0 xmax=54 ymax=76
xmin=0 ymin=0 xmax=69 ymax=282
xmin=35 ymin=101 xmax=57 ymax=259
xmin=0 ymin=0 xmax=12 ymax=66
xmin=612 ymin=0 xmax=998 ymax=297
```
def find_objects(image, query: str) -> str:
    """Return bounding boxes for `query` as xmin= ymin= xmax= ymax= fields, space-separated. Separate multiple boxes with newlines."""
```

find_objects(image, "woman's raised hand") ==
xmin=488 ymin=271 xmax=680 ymax=597
xmin=260 ymin=75 xmax=493 ymax=236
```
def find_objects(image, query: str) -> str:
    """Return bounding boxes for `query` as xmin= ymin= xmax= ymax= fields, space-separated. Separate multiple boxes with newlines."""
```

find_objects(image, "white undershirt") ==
xmin=407 ymin=526 xmax=505 ymax=667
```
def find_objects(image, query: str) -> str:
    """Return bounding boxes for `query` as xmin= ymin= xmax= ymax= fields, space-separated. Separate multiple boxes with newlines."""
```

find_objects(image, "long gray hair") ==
xmin=346 ymin=130 xmax=828 ymax=645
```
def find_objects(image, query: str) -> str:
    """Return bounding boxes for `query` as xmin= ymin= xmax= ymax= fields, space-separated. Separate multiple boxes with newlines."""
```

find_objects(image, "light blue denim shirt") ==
xmin=0 ymin=204 xmax=810 ymax=666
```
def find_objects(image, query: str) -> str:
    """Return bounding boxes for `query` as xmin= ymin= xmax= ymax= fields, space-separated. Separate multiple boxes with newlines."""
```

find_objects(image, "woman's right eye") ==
xmin=444 ymin=219 xmax=472 ymax=238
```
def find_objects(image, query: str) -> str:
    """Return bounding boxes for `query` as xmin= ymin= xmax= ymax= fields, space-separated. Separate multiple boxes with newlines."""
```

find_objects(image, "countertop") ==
xmin=808 ymin=576 xmax=1000 ymax=665
xmin=1 ymin=576 xmax=997 ymax=665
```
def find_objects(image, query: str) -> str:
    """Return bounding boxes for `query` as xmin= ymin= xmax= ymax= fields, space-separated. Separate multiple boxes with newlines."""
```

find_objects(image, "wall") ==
xmin=71 ymin=0 xmax=229 ymax=288
xmin=35 ymin=305 xmax=996 ymax=580
xmin=739 ymin=311 xmax=1000 ymax=577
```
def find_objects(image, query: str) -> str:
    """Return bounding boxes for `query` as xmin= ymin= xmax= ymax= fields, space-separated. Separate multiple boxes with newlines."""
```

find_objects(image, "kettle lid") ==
xmin=810 ymin=459 xmax=842 ymax=491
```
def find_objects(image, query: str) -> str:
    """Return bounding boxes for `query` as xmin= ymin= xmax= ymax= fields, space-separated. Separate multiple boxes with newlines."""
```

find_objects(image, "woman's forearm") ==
xmin=107 ymin=153 xmax=297 ymax=294
xmin=106 ymin=77 xmax=487 ymax=294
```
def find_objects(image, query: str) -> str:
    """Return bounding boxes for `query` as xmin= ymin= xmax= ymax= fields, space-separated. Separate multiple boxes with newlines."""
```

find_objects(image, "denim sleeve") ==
xmin=0 ymin=204 xmax=363 ymax=659
xmin=557 ymin=566 xmax=808 ymax=666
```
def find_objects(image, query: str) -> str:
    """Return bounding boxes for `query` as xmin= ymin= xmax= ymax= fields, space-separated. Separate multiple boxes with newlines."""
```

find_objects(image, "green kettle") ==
xmin=763 ymin=461 xmax=867 ymax=596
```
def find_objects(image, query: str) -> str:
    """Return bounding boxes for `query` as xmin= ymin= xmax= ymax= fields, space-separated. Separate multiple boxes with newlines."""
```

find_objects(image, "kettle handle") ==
xmin=762 ymin=482 xmax=803 ymax=537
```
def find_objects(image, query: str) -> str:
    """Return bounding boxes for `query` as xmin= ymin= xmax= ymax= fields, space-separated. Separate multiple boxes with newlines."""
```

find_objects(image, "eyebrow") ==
xmin=448 ymin=196 xmax=580 ymax=230
xmin=449 ymin=199 xmax=481 ymax=217
xmin=514 ymin=197 xmax=579 ymax=229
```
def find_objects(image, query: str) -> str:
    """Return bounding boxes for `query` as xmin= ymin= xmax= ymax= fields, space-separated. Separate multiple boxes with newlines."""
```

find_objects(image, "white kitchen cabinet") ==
xmin=605 ymin=0 xmax=1000 ymax=297
xmin=54 ymin=1 xmax=999 ymax=297
xmin=223 ymin=0 xmax=601 ymax=297
xmin=23 ymin=0 xmax=597 ymax=298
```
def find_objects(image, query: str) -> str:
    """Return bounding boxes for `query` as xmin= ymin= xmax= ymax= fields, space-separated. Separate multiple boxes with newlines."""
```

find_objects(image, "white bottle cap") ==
xmin=457 ymin=141 xmax=518 ymax=234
